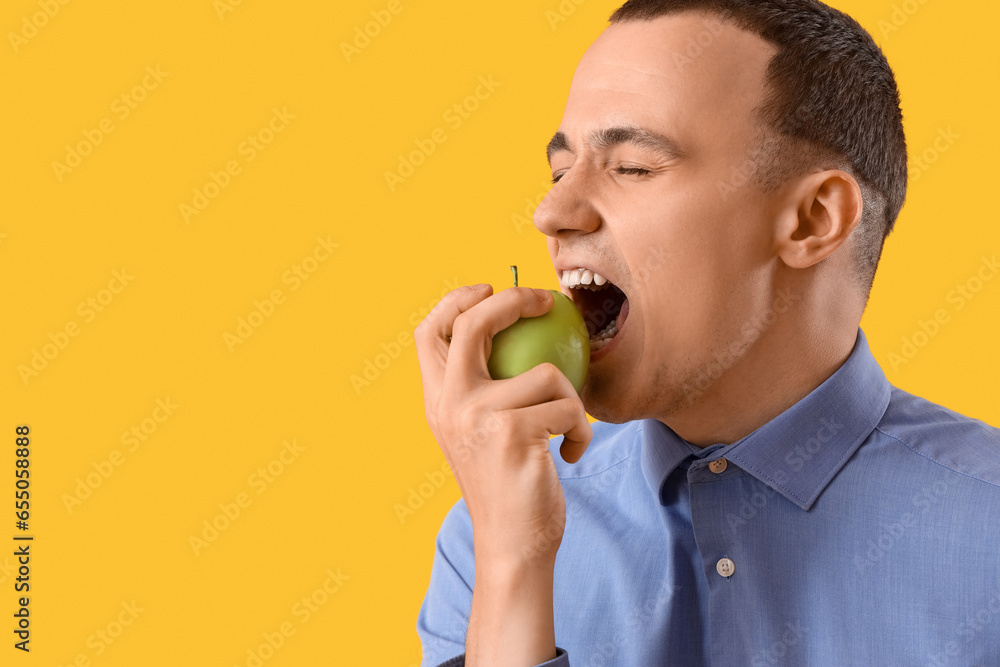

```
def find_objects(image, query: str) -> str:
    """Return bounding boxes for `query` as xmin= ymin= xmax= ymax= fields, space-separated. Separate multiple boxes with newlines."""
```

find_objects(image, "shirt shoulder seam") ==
xmin=874 ymin=425 xmax=1000 ymax=491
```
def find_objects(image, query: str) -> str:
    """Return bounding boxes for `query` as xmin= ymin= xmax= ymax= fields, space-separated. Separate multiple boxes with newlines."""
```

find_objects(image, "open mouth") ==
xmin=560 ymin=268 xmax=630 ymax=353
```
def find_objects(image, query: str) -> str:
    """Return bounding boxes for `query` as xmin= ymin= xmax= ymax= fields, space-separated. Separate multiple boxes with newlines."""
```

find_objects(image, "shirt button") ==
xmin=717 ymin=557 xmax=736 ymax=578
xmin=709 ymin=458 xmax=728 ymax=474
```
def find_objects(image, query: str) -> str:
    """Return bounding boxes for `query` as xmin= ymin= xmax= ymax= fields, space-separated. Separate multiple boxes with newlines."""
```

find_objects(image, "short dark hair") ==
xmin=609 ymin=0 xmax=907 ymax=299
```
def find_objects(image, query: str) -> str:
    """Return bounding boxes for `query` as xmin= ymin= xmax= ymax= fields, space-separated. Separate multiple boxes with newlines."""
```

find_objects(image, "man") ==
xmin=414 ymin=0 xmax=1000 ymax=665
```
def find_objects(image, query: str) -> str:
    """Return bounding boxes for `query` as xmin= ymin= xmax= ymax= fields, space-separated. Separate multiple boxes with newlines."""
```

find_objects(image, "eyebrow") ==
xmin=545 ymin=125 xmax=684 ymax=165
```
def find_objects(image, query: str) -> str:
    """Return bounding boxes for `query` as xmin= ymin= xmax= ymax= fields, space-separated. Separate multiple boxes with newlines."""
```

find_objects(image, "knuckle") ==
xmin=512 ymin=286 xmax=537 ymax=304
xmin=559 ymin=396 xmax=584 ymax=424
xmin=450 ymin=312 xmax=478 ymax=340
xmin=455 ymin=403 xmax=483 ymax=434
xmin=554 ymin=396 xmax=573 ymax=418
xmin=536 ymin=362 xmax=564 ymax=385
xmin=413 ymin=323 xmax=429 ymax=347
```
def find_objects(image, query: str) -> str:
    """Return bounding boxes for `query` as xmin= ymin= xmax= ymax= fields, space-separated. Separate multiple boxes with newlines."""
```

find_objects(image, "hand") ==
xmin=414 ymin=283 xmax=592 ymax=666
xmin=415 ymin=283 xmax=592 ymax=568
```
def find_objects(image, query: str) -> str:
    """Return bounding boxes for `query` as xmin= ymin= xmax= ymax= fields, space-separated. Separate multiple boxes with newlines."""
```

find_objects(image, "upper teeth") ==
xmin=560 ymin=268 xmax=610 ymax=290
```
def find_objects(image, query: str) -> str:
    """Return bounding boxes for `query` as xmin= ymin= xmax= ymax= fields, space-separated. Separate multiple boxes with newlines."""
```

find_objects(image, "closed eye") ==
xmin=615 ymin=166 xmax=650 ymax=177
xmin=551 ymin=166 xmax=651 ymax=184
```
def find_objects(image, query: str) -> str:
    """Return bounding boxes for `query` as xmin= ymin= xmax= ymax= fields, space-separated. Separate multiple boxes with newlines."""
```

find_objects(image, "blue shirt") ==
xmin=417 ymin=328 xmax=1000 ymax=666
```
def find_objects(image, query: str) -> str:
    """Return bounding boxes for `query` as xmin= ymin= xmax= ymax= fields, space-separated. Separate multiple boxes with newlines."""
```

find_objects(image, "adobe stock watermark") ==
xmin=578 ymin=579 xmax=680 ymax=666
xmin=716 ymin=135 xmax=779 ymax=201
xmin=55 ymin=601 xmax=145 ymax=666
xmin=232 ymin=567 xmax=349 ymax=667
xmin=520 ymin=457 xmax=626 ymax=564
xmin=340 ymin=0 xmax=407 ymax=62
xmin=17 ymin=268 xmax=135 ymax=385
xmin=214 ymin=0 xmax=248 ymax=20
xmin=188 ymin=438 xmax=305 ymax=556
xmin=726 ymin=416 xmax=844 ymax=529
xmin=223 ymin=235 xmax=338 ymax=352
xmin=384 ymin=75 xmax=502 ymax=192
xmin=510 ymin=180 xmax=552 ymax=234
xmin=8 ymin=0 xmax=71 ymax=54
xmin=350 ymin=277 xmax=460 ymax=395
xmin=62 ymin=398 xmax=179 ymax=514
xmin=625 ymin=579 xmax=679 ymax=632
xmin=877 ymin=0 xmax=932 ymax=40
xmin=852 ymin=474 xmax=956 ymax=573
xmin=0 ymin=557 xmax=15 ymax=585
xmin=750 ymin=620 xmax=808 ymax=666
xmin=397 ymin=412 xmax=506 ymax=524
xmin=886 ymin=254 xmax=997 ymax=372
xmin=717 ymin=118 xmax=956 ymax=201
xmin=716 ymin=99 xmax=820 ymax=202
xmin=680 ymin=287 xmax=800 ymax=406
xmin=908 ymin=127 xmax=960 ymax=185
xmin=927 ymin=588 xmax=1000 ymax=666
xmin=545 ymin=0 xmax=588 ymax=30
xmin=669 ymin=14 xmax=725 ymax=71
xmin=540 ymin=572 xmax=679 ymax=665
xmin=782 ymin=417 xmax=845 ymax=473
xmin=179 ymin=107 xmax=295 ymax=223
xmin=52 ymin=65 xmax=169 ymax=182
xmin=394 ymin=459 xmax=453 ymax=524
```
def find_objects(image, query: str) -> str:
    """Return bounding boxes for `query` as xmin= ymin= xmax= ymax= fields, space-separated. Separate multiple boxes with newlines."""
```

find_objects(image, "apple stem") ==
xmin=510 ymin=265 xmax=518 ymax=287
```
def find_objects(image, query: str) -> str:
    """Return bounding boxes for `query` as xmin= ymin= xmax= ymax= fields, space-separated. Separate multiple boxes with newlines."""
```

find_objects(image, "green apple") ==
xmin=487 ymin=266 xmax=590 ymax=394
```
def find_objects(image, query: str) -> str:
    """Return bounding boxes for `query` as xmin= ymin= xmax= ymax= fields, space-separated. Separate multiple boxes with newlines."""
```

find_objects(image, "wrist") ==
xmin=467 ymin=559 xmax=556 ymax=667
xmin=473 ymin=525 xmax=563 ymax=575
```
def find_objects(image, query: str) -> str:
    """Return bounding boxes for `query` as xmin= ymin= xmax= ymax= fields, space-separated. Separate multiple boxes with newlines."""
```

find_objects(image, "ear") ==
xmin=773 ymin=170 xmax=863 ymax=269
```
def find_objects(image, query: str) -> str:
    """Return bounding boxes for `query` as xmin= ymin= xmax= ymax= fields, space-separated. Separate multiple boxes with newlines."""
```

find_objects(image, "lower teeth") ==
xmin=589 ymin=318 xmax=618 ymax=351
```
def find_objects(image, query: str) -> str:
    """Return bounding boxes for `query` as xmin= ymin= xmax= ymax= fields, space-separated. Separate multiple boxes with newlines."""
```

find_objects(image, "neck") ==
xmin=661 ymin=292 xmax=863 ymax=447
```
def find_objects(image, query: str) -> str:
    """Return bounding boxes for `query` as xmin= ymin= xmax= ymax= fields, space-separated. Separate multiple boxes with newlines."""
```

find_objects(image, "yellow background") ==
xmin=1 ymin=0 xmax=996 ymax=664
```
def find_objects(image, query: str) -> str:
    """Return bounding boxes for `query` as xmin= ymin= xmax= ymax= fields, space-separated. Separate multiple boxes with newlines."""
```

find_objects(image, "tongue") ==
xmin=617 ymin=298 xmax=629 ymax=329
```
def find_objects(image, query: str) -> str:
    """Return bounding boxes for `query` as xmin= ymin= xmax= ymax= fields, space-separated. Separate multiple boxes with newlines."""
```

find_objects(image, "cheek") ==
xmin=624 ymin=190 xmax=736 ymax=280
xmin=628 ymin=238 xmax=761 ymax=352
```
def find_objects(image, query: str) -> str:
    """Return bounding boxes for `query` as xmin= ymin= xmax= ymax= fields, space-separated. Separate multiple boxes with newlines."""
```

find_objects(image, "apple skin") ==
xmin=487 ymin=290 xmax=590 ymax=394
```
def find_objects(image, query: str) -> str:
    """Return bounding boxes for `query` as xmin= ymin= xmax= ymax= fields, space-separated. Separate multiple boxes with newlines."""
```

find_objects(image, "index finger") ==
xmin=446 ymin=286 xmax=554 ymax=391
xmin=414 ymin=283 xmax=495 ymax=398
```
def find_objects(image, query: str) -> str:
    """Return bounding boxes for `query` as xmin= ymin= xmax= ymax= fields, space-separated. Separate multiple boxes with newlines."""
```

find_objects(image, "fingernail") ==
xmin=534 ymin=288 xmax=552 ymax=299
xmin=470 ymin=283 xmax=490 ymax=290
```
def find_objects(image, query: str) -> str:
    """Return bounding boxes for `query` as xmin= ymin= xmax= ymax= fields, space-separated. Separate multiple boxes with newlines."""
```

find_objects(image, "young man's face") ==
xmin=536 ymin=12 xmax=787 ymax=426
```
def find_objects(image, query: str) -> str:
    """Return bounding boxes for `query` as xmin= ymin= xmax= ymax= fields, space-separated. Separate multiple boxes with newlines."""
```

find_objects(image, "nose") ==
xmin=533 ymin=168 xmax=601 ymax=238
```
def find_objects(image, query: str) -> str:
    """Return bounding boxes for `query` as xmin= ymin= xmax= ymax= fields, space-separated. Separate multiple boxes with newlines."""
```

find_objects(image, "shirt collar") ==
xmin=640 ymin=328 xmax=892 ymax=510
xmin=639 ymin=419 xmax=703 ymax=504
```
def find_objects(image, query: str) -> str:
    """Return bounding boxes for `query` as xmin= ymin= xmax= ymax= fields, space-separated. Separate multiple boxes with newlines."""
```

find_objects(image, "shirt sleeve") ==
xmin=431 ymin=648 xmax=570 ymax=666
xmin=417 ymin=498 xmax=571 ymax=667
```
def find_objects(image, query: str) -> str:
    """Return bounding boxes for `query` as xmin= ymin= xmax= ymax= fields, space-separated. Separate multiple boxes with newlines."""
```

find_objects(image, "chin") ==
xmin=581 ymin=387 xmax=636 ymax=425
